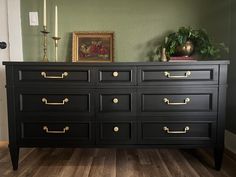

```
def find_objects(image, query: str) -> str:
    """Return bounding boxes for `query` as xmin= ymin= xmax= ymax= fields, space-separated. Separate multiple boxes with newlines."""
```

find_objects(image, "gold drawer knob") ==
xmin=112 ymin=71 xmax=119 ymax=77
xmin=43 ymin=126 xmax=70 ymax=134
xmin=163 ymin=126 xmax=190 ymax=134
xmin=113 ymin=98 xmax=119 ymax=104
xmin=113 ymin=126 xmax=119 ymax=132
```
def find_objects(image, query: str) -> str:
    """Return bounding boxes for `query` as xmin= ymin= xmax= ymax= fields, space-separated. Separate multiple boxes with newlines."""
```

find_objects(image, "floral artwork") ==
xmin=72 ymin=32 xmax=114 ymax=62
xmin=79 ymin=39 xmax=109 ymax=59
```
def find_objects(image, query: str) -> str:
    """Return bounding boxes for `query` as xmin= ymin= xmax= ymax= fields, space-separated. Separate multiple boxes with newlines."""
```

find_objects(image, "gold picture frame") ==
xmin=72 ymin=32 xmax=114 ymax=62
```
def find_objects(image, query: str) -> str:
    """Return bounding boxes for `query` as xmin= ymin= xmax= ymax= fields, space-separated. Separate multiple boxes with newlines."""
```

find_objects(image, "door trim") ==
xmin=7 ymin=0 xmax=23 ymax=61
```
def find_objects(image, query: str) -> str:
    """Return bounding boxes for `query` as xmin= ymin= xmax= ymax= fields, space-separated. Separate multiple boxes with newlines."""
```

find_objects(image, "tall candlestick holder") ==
xmin=40 ymin=26 xmax=49 ymax=62
xmin=52 ymin=36 xmax=61 ymax=62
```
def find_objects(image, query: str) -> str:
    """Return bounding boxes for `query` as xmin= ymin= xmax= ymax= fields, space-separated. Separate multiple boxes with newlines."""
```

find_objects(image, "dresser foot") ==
xmin=214 ymin=147 xmax=223 ymax=171
xmin=9 ymin=145 xmax=19 ymax=170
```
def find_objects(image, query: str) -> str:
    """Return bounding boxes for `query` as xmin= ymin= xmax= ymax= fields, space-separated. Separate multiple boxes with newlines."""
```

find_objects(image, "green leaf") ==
xmin=158 ymin=26 xmax=228 ymax=59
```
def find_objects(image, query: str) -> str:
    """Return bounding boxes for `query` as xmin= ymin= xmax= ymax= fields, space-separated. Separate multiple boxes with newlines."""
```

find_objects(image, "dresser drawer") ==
xmin=97 ymin=121 xmax=137 ymax=144
xmin=139 ymin=121 xmax=216 ymax=144
xmin=20 ymin=121 xmax=94 ymax=144
xmin=138 ymin=65 xmax=218 ymax=85
xmin=97 ymin=89 xmax=136 ymax=115
xmin=14 ymin=66 xmax=94 ymax=85
xmin=98 ymin=67 xmax=135 ymax=85
xmin=16 ymin=89 xmax=94 ymax=115
xmin=138 ymin=87 xmax=217 ymax=115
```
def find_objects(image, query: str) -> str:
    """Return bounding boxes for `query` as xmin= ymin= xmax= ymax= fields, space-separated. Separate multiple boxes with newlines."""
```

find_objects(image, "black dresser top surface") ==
xmin=2 ymin=60 xmax=230 ymax=66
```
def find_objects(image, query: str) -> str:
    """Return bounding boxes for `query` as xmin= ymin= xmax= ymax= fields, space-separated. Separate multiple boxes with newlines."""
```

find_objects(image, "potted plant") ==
xmin=157 ymin=27 xmax=228 ymax=60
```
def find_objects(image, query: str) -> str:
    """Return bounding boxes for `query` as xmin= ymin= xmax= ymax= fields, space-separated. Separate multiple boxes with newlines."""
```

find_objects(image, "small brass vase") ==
xmin=176 ymin=41 xmax=194 ymax=57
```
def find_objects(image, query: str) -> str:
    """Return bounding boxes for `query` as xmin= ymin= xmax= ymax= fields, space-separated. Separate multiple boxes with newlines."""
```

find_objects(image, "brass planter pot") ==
xmin=176 ymin=41 xmax=194 ymax=57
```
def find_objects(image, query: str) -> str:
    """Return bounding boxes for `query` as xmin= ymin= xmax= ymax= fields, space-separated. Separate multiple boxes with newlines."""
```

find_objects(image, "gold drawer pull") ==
xmin=41 ymin=72 xmax=68 ymax=79
xmin=43 ymin=126 xmax=69 ymax=134
xmin=113 ymin=98 xmax=119 ymax=104
xmin=112 ymin=71 xmax=119 ymax=77
xmin=163 ymin=126 xmax=190 ymax=134
xmin=113 ymin=126 xmax=119 ymax=132
xmin=163 ymin=98 xmax=190 ymax=105
xmin=42 ymin=98 xmax=69 ymax=105
xmin=164 ymin=71 xmax=191 ymax=78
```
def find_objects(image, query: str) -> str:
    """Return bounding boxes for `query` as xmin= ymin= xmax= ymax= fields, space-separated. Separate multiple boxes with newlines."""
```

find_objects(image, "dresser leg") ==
xmin=214 ymin=147 xmax=223 ymax=170
xmin=9 ymin=145 xmax=19 ymax=170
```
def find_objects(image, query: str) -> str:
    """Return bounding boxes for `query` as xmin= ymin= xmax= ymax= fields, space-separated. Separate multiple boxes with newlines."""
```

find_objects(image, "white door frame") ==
xmin=0 ymin=0 xmax=23 ymax=141
xmin=7 ymin=0 xmax=23 ymax=61
xmin=0 ymin=0 xmax=9 ymax=142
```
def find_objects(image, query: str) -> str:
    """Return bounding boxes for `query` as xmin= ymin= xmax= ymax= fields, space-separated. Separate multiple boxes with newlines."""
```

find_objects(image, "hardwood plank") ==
xmin=0 ymin=148 xmax=236 ymax=177
xmin=137 ymin=149 xmax=152 ymax=165
xmin=225 ymin=148 xmax=236 ymax=162
xmin=2 ymin=148 xmax=54 ymax=177
xmin=57 ymin=149 xmax=82 ymax=177
xmin=88 ymin=149 xmax=105 ymax=177
xmin=0 ymin=141 xmax=9 ymax=162
xmin=116 ymin=149 xmax=143 ymax=177
xmin=32 ymin=148 xmax=74 ymax=177
xmin=137 ymin=149 xmax=166 ymax=177
xmin=102 ymin=149 xmax=116 ymax=177
xmin=149 ymin=149 xmax=173 ymax=177
xmin=159 ymin=149 xmax=186 ymax=177
xmin=72 ymin=149 xmax=94 ymax=177
xmin=205 ymin=148 xmax=236 ymax=177
xmin=170 ymin=149 xmax=200 ymax=177
xmin=180 ymin=149 xmax=215 ymax=177
xmin=187 ymin=149 xmax=229 ymax=177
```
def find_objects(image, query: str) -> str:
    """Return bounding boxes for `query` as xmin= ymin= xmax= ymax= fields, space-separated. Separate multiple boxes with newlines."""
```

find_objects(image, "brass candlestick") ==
xmin=40 ymin=26 xmax=49 ymax=62
xmin=52 ymin=36 xmax=61 ymax=62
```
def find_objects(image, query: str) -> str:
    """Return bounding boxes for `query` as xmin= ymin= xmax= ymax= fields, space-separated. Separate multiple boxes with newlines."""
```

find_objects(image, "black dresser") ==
xmin=3 ymin=61 xmax=229 ymax=170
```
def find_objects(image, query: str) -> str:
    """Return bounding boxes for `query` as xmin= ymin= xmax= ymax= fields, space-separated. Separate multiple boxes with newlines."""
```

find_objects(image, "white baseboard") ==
xmin=225 ymin=130 xmax=236 ymax=154
xmin=0 ymin=141 xmax=8 ymax=147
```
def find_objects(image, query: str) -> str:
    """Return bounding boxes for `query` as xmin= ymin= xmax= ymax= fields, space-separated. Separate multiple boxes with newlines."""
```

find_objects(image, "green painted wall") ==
xmin=200 ymin=0 xmax=231 ymax=50
xmin=227 ymin=0 xmax=236 ymax=134
xmin=20 ymin=0 xmax=231 ymax=62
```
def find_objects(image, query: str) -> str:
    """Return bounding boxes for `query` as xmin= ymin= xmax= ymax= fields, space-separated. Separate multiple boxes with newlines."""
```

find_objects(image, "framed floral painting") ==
xmin=72 ymin=32 xmax=114 ymax=62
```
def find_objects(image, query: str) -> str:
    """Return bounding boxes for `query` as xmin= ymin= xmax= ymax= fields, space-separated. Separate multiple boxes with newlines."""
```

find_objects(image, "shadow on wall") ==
xmin=65 ymin=32 xmax=73 ymax=62
xmin=0 ymin=67 xmax=8 ymax=141
xmin=136 ymin=31 xmax=173 ymax=62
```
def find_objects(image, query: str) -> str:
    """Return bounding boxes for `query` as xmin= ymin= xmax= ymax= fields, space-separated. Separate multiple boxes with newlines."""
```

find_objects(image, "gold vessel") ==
xmin=176 ymin=41 xmax=194 ymax=57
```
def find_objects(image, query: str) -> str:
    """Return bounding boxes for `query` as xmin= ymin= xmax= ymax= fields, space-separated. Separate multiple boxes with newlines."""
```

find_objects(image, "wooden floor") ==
xmin=0 ymin=145 xmax=236 ymax=177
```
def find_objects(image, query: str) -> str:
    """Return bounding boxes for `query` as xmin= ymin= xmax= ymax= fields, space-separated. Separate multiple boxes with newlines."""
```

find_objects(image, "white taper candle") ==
xmin=55 ymin=5 xmax=58 ymax=37
xmin=43 ymin=0 xmax=47 ymax=27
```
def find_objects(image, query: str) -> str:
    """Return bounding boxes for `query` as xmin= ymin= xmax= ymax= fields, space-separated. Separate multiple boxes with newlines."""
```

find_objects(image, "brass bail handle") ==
xmin=42 ymin=98 xmax=69 ymax=105
xmin=43 ymin=126 xmax=70 ymax=134
xmin=163 ymin=126 xmax=190 ymax=134
xmin=164 ymin=71 xmax=191 ymax=78
xmin=163 ymin=98 xmax=190 ymax=105
xmin=41 ymin=71 xmax=68 ymax=79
